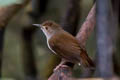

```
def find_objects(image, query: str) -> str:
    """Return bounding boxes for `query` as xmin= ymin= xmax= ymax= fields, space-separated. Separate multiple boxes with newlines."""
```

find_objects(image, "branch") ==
xmin=48 ymin=3 xmax=96 ymax=80
xmin=95 ymin=0 xmax=115 ymax=77
xmin=0 ymin=0 xmax=29 ymax=77
xmin=48 ymin=66 xmax=73 ymax=80
xmin=0 ymin=0 xmax=29 ymax=29
xmin=76 ymin=3 xmax=96 ymax=47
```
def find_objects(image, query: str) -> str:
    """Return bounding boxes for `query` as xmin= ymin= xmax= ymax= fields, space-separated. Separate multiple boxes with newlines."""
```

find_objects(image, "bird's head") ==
xmin=33 ymin=20 xmax=62 ymax=39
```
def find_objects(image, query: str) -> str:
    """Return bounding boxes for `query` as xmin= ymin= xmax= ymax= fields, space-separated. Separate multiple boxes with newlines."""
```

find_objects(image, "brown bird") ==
xmin=33 ymin=20 xmax=94 ymax=70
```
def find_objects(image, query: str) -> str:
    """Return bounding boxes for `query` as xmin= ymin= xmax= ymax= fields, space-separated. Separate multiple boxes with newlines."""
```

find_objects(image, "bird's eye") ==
xmin=45 ymin=27 xmax=48 ymax=30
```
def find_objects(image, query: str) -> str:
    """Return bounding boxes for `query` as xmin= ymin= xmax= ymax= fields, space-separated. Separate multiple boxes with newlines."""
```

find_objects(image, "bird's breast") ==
xmin=47 ymin=40 xmax=57 ymax=55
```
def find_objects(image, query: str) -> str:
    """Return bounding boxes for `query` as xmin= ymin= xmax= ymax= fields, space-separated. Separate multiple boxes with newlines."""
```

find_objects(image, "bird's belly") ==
xmin=47 ymin=40 xmax=57 ymax=54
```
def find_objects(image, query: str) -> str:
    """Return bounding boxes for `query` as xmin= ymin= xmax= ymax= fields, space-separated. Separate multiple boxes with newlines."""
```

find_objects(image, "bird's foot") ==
xmin=54 ymin=64 xmax=68 ymax=72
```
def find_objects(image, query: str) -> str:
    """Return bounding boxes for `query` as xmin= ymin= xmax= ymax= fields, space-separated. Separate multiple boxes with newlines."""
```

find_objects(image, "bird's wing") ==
xmin=48 ymin=31 xmax=81 ymax=63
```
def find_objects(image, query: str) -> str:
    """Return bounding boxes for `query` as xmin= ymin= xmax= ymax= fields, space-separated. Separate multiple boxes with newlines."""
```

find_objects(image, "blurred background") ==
xmin=0 ymin=0 xmax=120 ymax=80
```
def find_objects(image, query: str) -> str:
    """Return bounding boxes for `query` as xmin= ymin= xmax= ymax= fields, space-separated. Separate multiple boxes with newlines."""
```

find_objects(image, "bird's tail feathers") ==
xmin=80 ymin=50 xmax=95 ymax=69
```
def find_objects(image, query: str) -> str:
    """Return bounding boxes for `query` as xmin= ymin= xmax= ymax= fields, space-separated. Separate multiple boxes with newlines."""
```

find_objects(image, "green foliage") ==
xmin=0 ymin=0 xmax=24 ymax=7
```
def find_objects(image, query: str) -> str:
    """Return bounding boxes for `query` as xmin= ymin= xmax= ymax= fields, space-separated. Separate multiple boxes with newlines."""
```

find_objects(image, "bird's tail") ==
xmin=80 ymin=50 xmax=95 ymax=69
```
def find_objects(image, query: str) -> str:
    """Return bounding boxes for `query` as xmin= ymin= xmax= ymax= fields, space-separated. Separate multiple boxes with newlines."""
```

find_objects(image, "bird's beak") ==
xmin=32 ymin=24 xmax=42 ymax=28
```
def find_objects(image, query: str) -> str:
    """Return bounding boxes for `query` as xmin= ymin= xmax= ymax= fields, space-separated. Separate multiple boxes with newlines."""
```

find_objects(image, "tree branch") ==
xmin=76 ymin=3 xmax=96 ymax=47
xmin=0 ymin=0 xmax=29 ymax=77
xmin=48 ymin=66 xmax=73 ymax=80
xmin=48 ymin=3 xmax=96 ymax=80
xmin=95 ymin=0 xmax=117 ymax=77
xmin=0 ymin=0 xmax=29 ymax=28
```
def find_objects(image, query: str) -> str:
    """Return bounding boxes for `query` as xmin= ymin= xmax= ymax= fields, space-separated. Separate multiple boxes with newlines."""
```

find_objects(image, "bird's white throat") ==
xmin=41 ymin=27 xmax=57 ymax=54
xmin=41 ymin=28 xmax=53 ymax=40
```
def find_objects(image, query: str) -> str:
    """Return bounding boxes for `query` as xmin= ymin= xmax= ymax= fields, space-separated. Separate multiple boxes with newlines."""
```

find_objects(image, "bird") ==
xmin=33 ymin=20 xmax=95 ymax=70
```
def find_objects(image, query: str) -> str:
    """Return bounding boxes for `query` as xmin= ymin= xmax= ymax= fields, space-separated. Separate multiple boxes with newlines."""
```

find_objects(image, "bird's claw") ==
xmin=54 ymin=64 xmax=68 ymax=72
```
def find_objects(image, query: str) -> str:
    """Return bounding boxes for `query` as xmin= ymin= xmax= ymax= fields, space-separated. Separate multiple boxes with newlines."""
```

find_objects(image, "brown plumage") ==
xmin=34 ymin=20 xmax=95 ymax=68
xmin=49 ymin=30 xmax=94 ymax=68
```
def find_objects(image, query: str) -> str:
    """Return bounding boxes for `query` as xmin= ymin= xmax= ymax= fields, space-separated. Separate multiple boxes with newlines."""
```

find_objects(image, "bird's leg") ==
xmin=54 ymin=59 xmax=69 ymax=71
